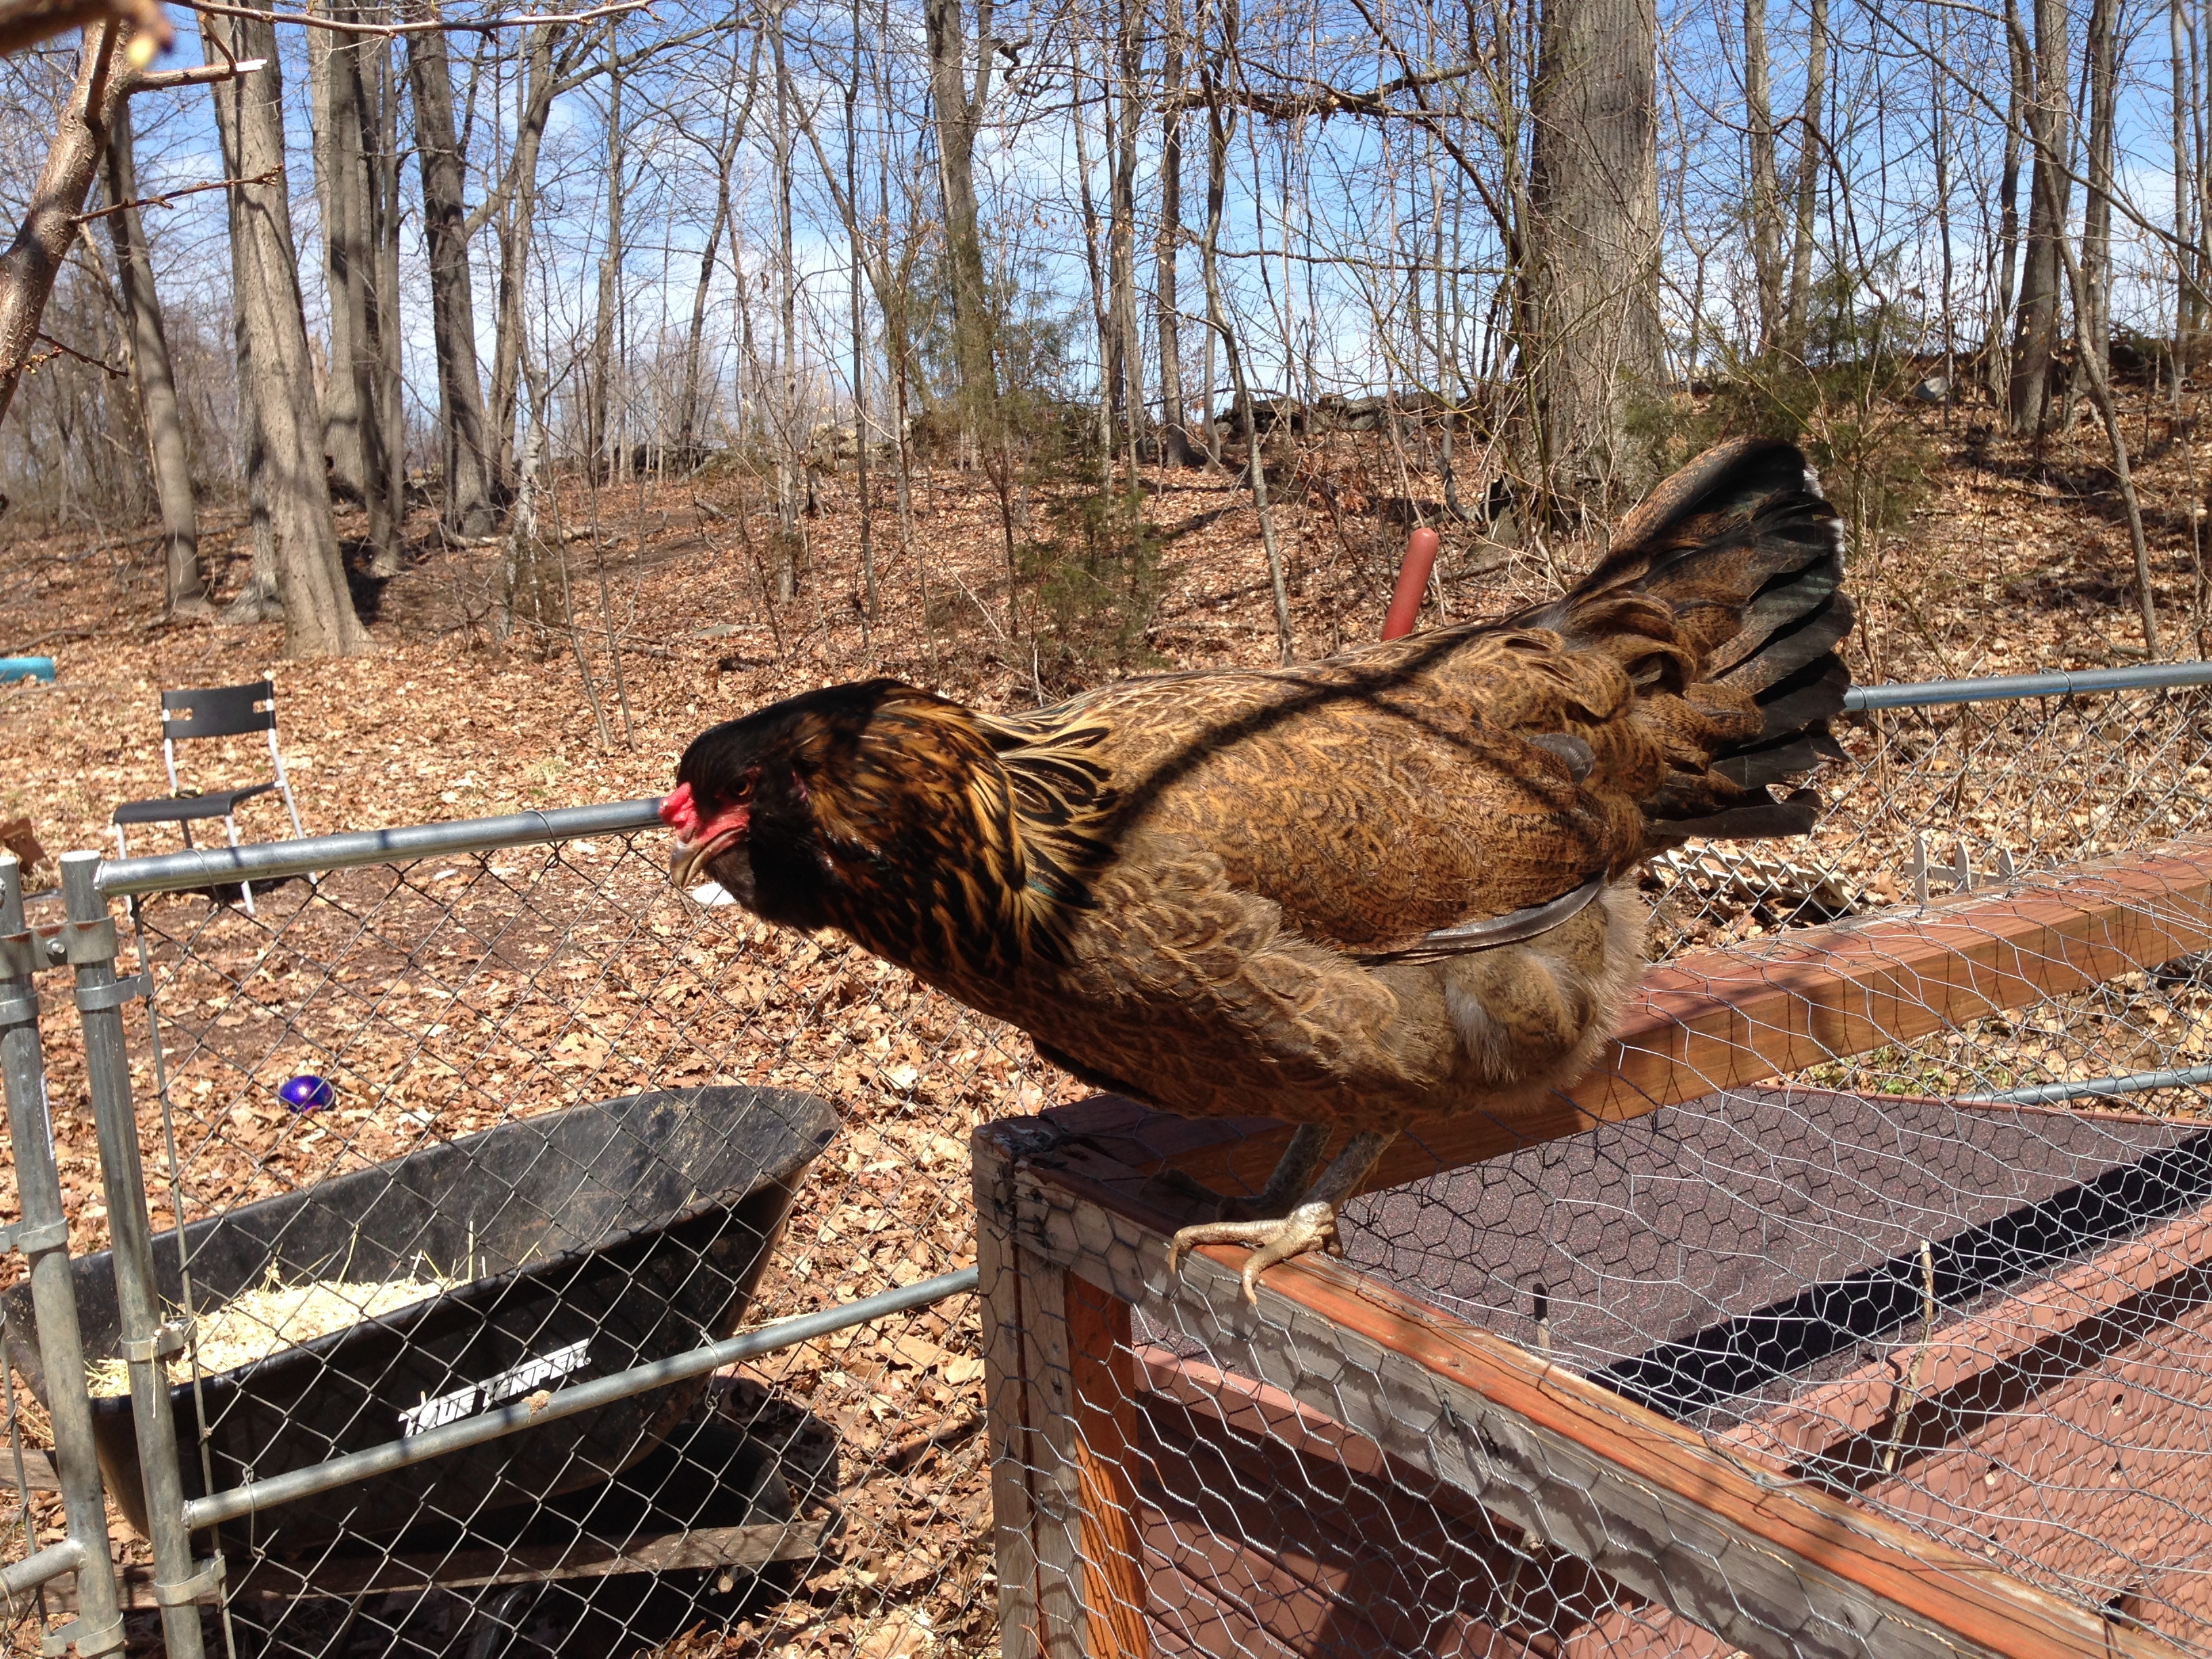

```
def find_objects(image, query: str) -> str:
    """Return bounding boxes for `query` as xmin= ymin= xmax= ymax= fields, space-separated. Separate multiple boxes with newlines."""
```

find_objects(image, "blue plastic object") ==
xmin=279 ymin=1074 xmax=335 ymax=1112
xmin=0 ymin=657 xmax=55 ymax=683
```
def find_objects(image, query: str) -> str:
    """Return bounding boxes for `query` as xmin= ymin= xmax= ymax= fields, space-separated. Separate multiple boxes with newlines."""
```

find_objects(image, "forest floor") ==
xmin=1 ymin=391 xmax=2210 ymax=1658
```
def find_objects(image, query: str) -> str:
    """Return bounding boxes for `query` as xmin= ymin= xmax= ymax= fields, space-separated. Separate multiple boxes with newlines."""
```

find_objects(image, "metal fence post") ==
xmin=0 ymin=855 xmax=125 ymax=1656
xmin=59 ymin=853 xmax=211 ymax=1659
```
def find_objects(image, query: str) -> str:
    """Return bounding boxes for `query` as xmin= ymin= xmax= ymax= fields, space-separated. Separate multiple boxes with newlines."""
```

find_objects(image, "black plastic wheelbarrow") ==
xmin=1 ymin=1086 xmax=836 ymax=1551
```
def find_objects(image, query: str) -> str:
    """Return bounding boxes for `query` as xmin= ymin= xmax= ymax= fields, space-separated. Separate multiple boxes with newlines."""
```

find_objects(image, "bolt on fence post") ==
xmin=0 ymin=856 xmax=125 ymax=1656
xmin=59 ymin=853 xmax=211 ymax=1659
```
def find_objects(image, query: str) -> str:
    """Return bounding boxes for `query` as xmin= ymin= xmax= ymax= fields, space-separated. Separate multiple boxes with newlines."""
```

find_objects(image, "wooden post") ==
xmin=1066 ymin=1273 xmax=1149 ymax=1658
xmin=975 ymin=1126 xmax=1046 ymax=1659
xmin=979 ymin=1122 xmax=1154 ymax=1659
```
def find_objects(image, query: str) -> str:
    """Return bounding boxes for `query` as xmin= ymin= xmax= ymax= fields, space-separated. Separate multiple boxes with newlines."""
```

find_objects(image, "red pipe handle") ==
xmin=1382 ymin=527 xmax=1440 ymax=640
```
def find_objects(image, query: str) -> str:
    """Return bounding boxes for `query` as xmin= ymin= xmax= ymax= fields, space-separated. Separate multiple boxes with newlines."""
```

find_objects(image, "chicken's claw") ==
xmin=1166 ymin=1200 xmax=1343 ymax=1303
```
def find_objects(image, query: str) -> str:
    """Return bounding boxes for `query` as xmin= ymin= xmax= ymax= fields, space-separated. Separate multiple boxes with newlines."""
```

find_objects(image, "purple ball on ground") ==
xmin=279 ymin=1075 xmax=335 ymax=1112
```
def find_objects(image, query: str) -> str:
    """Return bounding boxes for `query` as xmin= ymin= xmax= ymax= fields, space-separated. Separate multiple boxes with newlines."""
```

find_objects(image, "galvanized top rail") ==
xmin=84 ymin=659 xmax=2212 ymax=898
xmin=1842 ymin=659 xmax=2212 ymax=711
xmin=94 ymin=798 xmax=665 ymax=897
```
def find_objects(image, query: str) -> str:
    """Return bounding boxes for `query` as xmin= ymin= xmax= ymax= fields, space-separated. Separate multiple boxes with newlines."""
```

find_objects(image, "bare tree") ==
xmin=1985 ymin=0 xmax=2027 ymax=401
xmin=307 ymin=4 xmax=401 ymax=572
xmin=407 ymin=5 xmax=497 ymax=535
xmin=2081 ymin=0 xmax=2116 ymax=381
xmin=924 ymin=0 xmax=998 ymax=418
xmin=2008 ymin=0 xmax=2070 ymax=434
xmin=1155 ymin=0 xmax=1193 ymax=466
xmin=485 ymin=23 xmax=561 ymax=491
xmin=1521 ymin=0 xmax=1664 ymax=517
xmin=101 ymin=96 xmax=203 ymax=615
xmin=1107 ymin=0 xmax=1143 ymax=454
xmin=1782 ymin=0 xmax=1824 ymax=348
xmin=1742 ymin=0 xmax=1782 ymax=351
xmin=585 ymin=18 xmax=626 ymax=474
xmin=2172 ymin=0 xmax=2197 ymax=371
xmin=206 ymin=1 xmax=369 ymax=654
xmin=0 ymin=22 xmax=136 ymax=432
xmin=676 ymin=29 xmax=758 ymax=457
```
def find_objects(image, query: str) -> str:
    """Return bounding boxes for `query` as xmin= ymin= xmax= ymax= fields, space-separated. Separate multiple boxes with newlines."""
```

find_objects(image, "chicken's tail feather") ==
xmin=1538 ymin=437 xmax=1854 ymax=849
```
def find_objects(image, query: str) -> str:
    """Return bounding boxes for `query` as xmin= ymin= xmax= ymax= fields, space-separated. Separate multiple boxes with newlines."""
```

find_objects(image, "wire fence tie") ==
xmin=1 ymin=1219 xmax=68 ymax=1258
xmin=150 ymin=1554 xmax=224 ymax=1607
xmin=71 ymin=973 xmax=147 ymax=1012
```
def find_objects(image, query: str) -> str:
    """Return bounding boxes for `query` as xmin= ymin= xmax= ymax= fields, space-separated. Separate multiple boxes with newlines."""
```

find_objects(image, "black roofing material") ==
xmin=1338 ymin=1089 xmax=2207 ymax=1422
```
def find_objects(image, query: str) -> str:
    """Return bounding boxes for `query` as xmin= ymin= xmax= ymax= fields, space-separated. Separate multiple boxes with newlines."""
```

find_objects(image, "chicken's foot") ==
xmin=1167 ymin=1128 xmax=1398 ymax=1303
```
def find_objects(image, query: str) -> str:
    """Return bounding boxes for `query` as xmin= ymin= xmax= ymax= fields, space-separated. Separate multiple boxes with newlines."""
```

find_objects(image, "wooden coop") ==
xmin=975 ymin=834 xmax=2212 ymax=1658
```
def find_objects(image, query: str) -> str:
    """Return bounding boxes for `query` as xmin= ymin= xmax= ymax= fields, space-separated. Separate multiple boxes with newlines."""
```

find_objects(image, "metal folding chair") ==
xmin=111 ymin=679 xmax=307 ymax=914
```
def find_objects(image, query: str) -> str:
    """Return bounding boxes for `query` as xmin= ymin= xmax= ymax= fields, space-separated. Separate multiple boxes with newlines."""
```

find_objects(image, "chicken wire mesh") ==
xmin=0 ymin=665 xmax=2207 ymax=1659
xmin=978 ymin=672 xmax=2212 ymax=1659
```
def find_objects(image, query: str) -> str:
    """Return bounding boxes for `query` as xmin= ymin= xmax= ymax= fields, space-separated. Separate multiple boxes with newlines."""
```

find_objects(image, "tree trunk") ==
xmin=1931 ymin=22 xmax=1957 ymax=402
xmin=924 ymin=0 xmax=997 ymax=419
xmin=679 ymin=34 xmax=752 ymax=458
xmin=2032 ymin=145 xmax=2158 ymax=653
xmin=1783 ymin=0 xmax=1825 ymax=350
xmin=1988 ymin=0 xmax=2028 ymax=401
xmin=2008 ymin=0 xmax=2070 ymax=435
xmin=102 ymin=98 xmax=204 ymax=615
xmin=407 ymin=12 xmax=496 ymax=535
xmin=679 ymin=169 xmax=733 ymax=457
xmin=1198 ymin=0 xmax=1229 ymax=469
xmin=489 ymin=24 xmax=556 ymax=492
xmin=1198 ymin=70 xmax=1292 ymax=662
xmin=1521 ymin=0 xmax=1664 ymax=520
xmin=2173 ymin=0 xmax=2198 ymax=373
xmin=308 ymin=7 xmax=403 ymax=573
xmin=770 ymin=4 xmax=799 ymax=598
xmin=371 ymin=23 xmax=406 ymax=562
xmin=497 ymin=404 xmax=560 ymax=641
xmin=207 ymin=2 xmax=368 ymax=655
xmin=1071 ymin=39 xmax=1115 ymax=453
xmin=2081 ymin=0 xmax=2116 ymax=380
xmin=306 ymin=20 xmax=367 ymax=503
xmin=1156 ymin=0 xmax=1191 ymax=467
xmin=1107 ymin=0 xmax=1142 ymax=446
xmin=1742 ymin=0 xmax=1782 ymax=353
xmin=846 ymin=0 xmax=876 ymax=621
xmin=0 ymin=25 xmax=136 ymax=436
xmin=586 ymin=23 xmax=625 ymax=476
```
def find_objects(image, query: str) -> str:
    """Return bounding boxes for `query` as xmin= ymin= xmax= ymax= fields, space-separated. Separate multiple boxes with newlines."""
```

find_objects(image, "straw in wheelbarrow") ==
xmin=86 ymin=1263 xmax=459 ymax=1395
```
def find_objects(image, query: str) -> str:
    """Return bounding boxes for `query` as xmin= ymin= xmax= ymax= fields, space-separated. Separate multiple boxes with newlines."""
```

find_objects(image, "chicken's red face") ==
xmin=662 ymin=778 xmax=753 ymax=889
xmin=668 ymin=679 xmax=916 ymax=930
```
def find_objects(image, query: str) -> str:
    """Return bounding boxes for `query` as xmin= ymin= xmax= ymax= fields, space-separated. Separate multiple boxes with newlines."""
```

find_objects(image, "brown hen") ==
xmin=665 ymin=438 xmax=1851 ymax=1298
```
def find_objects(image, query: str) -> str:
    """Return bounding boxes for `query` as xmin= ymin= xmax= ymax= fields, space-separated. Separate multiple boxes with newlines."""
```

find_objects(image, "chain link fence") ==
xmin=1 ymin=807 xmax=1024 ymax=1658
xmin=0 ymin=661 xmax=2209 ymax=1659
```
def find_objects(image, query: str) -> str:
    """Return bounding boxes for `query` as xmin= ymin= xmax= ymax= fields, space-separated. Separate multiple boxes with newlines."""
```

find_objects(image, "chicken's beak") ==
xmin=669 ymin=836 xmax=708 ymax=889
xmin=667 ymin=808 xmax=750 ymax=890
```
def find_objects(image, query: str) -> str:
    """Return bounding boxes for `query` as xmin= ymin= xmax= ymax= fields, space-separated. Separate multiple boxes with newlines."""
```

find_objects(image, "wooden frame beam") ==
xmin=987 ymin=1133 xmax=2188 ymax=1659
xmin=1729 ymin=1191 xmax=2212 ymax=1473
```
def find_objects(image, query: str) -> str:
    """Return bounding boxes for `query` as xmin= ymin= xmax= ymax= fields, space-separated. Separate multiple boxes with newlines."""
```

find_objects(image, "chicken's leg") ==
xmin=1168 ymin=1128 xmax=1398 ymax=1303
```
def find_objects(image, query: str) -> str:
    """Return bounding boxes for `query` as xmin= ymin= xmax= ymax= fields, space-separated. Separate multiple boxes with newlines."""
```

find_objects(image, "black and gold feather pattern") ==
xmin=673 ymin=438 xmax=1851 ymax=1143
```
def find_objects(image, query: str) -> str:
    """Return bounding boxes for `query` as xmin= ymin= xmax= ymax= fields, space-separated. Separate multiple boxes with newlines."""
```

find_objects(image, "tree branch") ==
xmin=73 ymin=163 xmax=275 ymax=221
xmin=0 ymin=20 xmax=140 ymax=436
xmin=129 ymin=53 xmax=265 ymax=89
xmin=170 ymin=0 xmax=652 ymax=37
xmin=0 ymin=0 xmax=166 ymax=63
